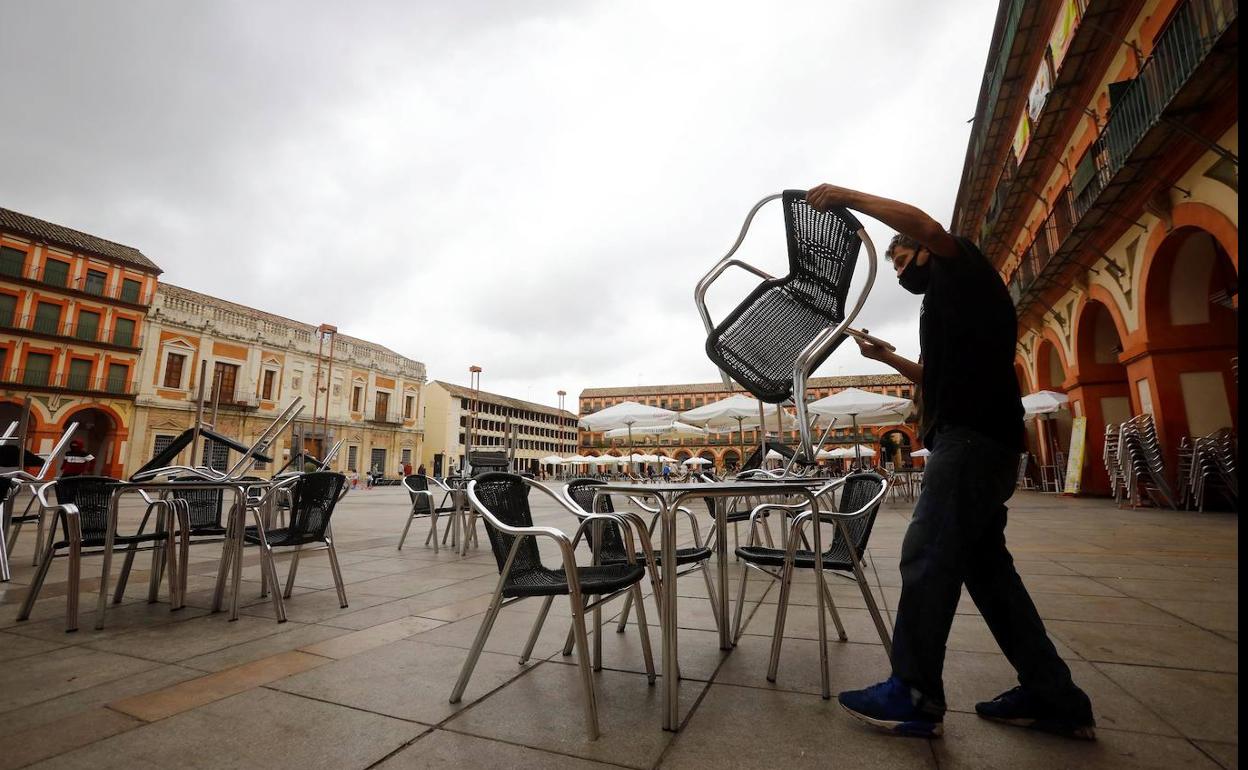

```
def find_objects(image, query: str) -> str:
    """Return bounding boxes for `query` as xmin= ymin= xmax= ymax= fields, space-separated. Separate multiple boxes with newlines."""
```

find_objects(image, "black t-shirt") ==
xmin=917 ymin=237 xmax=1024 ymax=449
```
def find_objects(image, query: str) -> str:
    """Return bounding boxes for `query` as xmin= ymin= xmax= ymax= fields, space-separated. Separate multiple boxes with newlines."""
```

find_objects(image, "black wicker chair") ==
xmin=695 ymin=190 xmax=878 ymax=461
xmin=17 ymin=476 xmax=179 ymax=632
xmin=239 ymin=472 xmax=350 ymax=619
xmin=399 ymin=474 xmax=459 ymax=552
xmin=564 ymin=478 xmax=720 ymax=636
xmin=732 ymin=472 xmax=891 ymax=699
xmin=450 ymin=472 xmax=654 ymax=741
xmin=0 ymin=477 xmax=22 ymax=581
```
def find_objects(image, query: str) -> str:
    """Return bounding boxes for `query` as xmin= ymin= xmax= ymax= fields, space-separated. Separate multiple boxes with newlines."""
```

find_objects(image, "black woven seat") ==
xmin=705 ymin=191 xmax=862 ymax=404
xmin=734 ymin=472 xmax=883 ymax=568
xmin=502 ymin=562 xmax=646 ymax=598
xmin=52 ymin=476 xmax=168 ymax=550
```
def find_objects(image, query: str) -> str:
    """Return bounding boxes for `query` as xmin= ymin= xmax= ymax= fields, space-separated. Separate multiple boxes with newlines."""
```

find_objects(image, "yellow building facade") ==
xmin=128 ymin=284 xmax=427 ymax=479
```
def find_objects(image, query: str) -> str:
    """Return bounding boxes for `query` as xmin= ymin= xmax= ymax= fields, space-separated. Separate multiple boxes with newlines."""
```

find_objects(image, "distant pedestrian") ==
xmin=61 ymin=440 xmax=94 ymax=477
xmin=661 ymin=463 xmax=671 ymax=481
xmin=417 ymin=464 xmax=426 ymax=477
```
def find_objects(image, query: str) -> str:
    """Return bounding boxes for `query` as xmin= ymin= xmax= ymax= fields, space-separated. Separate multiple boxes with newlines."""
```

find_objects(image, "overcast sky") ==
xmin=1 ymin=1 xmax=995 ymax=409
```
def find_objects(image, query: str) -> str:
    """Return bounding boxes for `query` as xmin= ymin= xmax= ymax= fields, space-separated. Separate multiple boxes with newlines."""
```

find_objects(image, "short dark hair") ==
xmin=885 ymin=233 xmax=922 ymax=262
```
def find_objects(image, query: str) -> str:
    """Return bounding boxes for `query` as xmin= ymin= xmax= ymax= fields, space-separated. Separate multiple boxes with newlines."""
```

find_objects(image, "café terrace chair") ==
xmin=17 ymin=476 xmax=181 ymax=632
xmin=238 ymin=471 xmax=352 ymax=619
xmin=732 ymin=471 xmax=891 ymax=699
xmin=398 ymin=474 xmax=459 ymax=553
xmin=450 ymin=472 xmax=654 ymax=741
xmin=563 ymin=477 xmax=720 ymax=635
xmin=695 ymin=189 xmax=877 ymax=467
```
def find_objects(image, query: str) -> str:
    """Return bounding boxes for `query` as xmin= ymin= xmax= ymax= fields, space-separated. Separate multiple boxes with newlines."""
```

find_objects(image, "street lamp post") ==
xmin=465 ymin=365 xmax=482 ymax=475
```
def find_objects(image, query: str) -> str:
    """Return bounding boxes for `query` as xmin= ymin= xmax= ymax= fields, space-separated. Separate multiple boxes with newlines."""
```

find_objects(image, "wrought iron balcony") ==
xmin=0 ymin=368 xmax=137 ymax=396
xmin=0 ymin=313 xmax=142 ymax=349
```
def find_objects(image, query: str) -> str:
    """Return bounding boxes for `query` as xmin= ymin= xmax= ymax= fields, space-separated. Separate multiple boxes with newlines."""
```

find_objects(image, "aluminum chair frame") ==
xmin=2 ymin=424 xmax=81 ymax=578
xmin=449 ymin=475 xmax=655 ymax=741
xmin=731 ymin=474 xmax=891 ymax=699
xmin=694 ymin=190 xmax=878 ymax=463
xmin=398 ymin=474 xmax=458 ymax=553
xmin=17 ymin=479 xmax=181 ymax=632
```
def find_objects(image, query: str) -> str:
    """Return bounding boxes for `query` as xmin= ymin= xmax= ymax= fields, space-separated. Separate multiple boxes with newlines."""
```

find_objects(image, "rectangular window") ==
xmin=120 ymin=278 xmax=142 ymax=303
xmin=163 ymin=352 xmax=186 ymax=388
xmin=401 ymin=449 xmax=412 ymax=465
xmin=0 ymin=294 xmax=16 ymax=326
xmin=33 ymin=302 xmax=62 ymax=335
xmin=370 ymin=448 xmax=386 ymax=475
xmin=375 ymin=391 xmax=390 ymax=421
xmin=404 ymin=395 xmax=414 ymax=419
xmin=351 ymin=385 xmax=363 ymax=412
xmin=347 ymin=445 xmax=359 ymax=471
xmin=261 ymin=369 xmax=276 ymax=400
xmin=67 ymin=358 xmax=92 ymax=390
xmin=153 ymin=434 xmax=177 ymax=458
xmin=212 ymin=361 xmax=239 ymax=401
xmin=111 ymin=317 xmax=136 ymax=346
xmin=0 ymin=247 xmax=26 ymax=277
xmin=75 ymin=310 xmax=101 ymax=341
xmin=23 ymin=352 xmax=53 ymax=386
xmin=106 ymin=363 xmax=129 ymax=393
xmin=83 ymin=269 xmax=107 ymax=296
xmin=201 ymin=439 xmax=229 ymax=471
xmin=43 ymin=259 xmax=70 ymax=287
xmin=291 ymin=371 xmax=302 ymax=391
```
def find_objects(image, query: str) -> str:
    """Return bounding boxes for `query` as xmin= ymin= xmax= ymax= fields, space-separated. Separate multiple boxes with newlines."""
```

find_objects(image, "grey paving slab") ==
xmin=28 ymin=687 xmax=423 ymax=770
xmin=1096 ymin=663 xmax=1239 ymax=743
xmin=376 ymin=729 xmax=615 ymax=769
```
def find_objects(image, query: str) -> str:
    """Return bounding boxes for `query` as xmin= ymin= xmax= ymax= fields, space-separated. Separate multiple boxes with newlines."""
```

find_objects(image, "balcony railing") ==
xmin=0 ymin=313 xmax=142 ymax=348
xmin=1 ymin=368 xmax=137 ymax=396
xmin=1007 ymin=0 xmax=1236 ymax=306
xmin=1 ymin=263 xmax=152 ymax=306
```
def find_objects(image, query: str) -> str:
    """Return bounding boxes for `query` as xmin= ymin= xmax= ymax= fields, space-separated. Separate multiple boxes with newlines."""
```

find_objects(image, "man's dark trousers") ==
xmin=890 ymin=425 xmax=1077 ymax=713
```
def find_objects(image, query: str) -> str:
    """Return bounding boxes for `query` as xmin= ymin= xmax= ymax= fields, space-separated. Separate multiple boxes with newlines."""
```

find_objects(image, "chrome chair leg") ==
xmin=146 ymin=508 xmax=168 ymax=604
xmin=113 ymin=544 xmax=138 ymax=605
xmin=428 ymin=510 xmax=439 ymax=554
xmin=699 ymin=562 xmax=723 ymax=634
xmin=615 ymin=590 xmax=632 ymax=633
xmin=260 ymin=544 xmax=287 ymax=622
xmin=17 ymin=520 xmax=58 ymax=622
xmin=820 ymin=571 xmax=847 ymax=642
xmin=629 ymin=582 xmax=657 ymax=684
xmin=398 ymin=509 xmax=415 ymax=550
xmin=519 ymin=595 xmax=553 ymax=664
xmin=766 ymin=560 xmax=795 ymax=683
xmin=449 ymin=576 xmax=508 ymax=704
xmin=566 ymin=587 xmax=600 ymax=740
xmin=325 ymin=533 xmax=348 ymax=608
xmin=32 ymin=507 xmax=46 ymax=567
xmin=732 ymin=564 xmax=751 ymax=644
xmin=65 ymin=514 xmax=82 ymax=633
xmin=283 ymin=544 xmax=303 ymax=599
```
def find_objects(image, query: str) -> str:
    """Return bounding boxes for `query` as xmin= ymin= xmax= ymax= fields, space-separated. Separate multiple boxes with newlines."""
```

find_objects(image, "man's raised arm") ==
xmin=807 ymin=184 xmax=960 ymax=259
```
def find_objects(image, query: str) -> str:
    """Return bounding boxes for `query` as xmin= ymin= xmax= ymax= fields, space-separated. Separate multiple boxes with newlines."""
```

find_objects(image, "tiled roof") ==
xmin=581 ymin=374 xmax=912 ymax=398
xmin=0 ymin=207 xmax=160 ymax=273
xmin=157 ymin=283 xmax=424 ymax=369
xmin=433 ymin=381 xmax=577 ymax=421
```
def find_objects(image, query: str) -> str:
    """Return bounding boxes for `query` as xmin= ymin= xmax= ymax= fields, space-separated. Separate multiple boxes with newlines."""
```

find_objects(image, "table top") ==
xmin=598 ymin=479 xmax=827 ymax=496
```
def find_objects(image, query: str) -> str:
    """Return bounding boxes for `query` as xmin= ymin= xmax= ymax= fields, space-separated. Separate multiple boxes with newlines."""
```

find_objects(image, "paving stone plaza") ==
xmin=0 ymin=485 xmax=1236 ymax=769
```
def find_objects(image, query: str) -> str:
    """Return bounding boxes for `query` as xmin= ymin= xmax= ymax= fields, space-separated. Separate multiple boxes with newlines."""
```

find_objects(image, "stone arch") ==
xmin=1034 ymin=334 xmax=1069 ymax=391
xmin=1068 ymin=295 xmax=1133 ymax=495
xmin=59 ymin=405 xmax=126 ymax=477
xmin=1014 ymin=357 xmax=1033 ymax=394
xmin=721 ymin=448 xmax=740 ymax=471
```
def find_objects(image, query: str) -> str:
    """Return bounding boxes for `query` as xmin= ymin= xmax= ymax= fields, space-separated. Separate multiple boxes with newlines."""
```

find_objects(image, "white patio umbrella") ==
xmin=809 ymin=388 xmax=913 ymax=466
xmin=911 ymin=447 xmax=931 ymax=458
xmin=682 ymin=456 xmax=712 ymax=466
xmin=540 ymin=454 xmax=564 ymax=465
xmin=680 ymin=394 xmax=798 ymax=468
xmin=603 ymin=421 xmax=706 ymax=439
xmin=1021 ymin=390 xmax=1069 ymax=418
xmin=579 ymin=401 xmax=677 ymax=471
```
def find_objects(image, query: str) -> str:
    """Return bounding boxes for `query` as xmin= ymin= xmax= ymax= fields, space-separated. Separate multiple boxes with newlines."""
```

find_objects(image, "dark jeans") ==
xmin=891 ymin=425 xmax=1080 ymax=713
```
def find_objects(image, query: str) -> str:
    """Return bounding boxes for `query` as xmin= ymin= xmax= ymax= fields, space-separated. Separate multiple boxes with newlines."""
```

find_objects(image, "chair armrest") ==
xmin=35 ymin=481 xmax=58 ymax=509
xmin=253 ymin=476 xmax=301 ymax=507
xmin=570 ymin=512 xmax=641 ymax=564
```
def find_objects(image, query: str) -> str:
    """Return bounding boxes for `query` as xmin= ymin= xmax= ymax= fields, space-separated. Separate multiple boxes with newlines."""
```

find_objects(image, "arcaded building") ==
xmin=953 ymin=0 xmax=1237 ymax=494
xmin=579 ymin=374 xmax=918 ymax=470
xmin=0 ymin=207 xmax=161 ymax=477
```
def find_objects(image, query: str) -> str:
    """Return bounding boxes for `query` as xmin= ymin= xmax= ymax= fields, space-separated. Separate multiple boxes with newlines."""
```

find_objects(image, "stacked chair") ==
xmin=1114 ymin=415 xmax=1176 ymax=509
xmin=1181 ymin=429 xmax=1237 ymax=512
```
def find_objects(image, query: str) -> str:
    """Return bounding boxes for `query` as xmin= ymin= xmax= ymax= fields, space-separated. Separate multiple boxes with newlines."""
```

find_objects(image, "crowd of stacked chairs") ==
xmin=1103 ymin=414 xmax=1237 ymax=512
xmin=1177 ymin=429 xmax=1237 ymax=512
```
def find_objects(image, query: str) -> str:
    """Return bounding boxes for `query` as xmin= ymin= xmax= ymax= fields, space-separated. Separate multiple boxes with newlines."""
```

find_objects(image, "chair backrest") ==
xmin=827 ymin=472 xmax=886 ymax=558
xmin=469 ymin=472 xmax=544 ymax=577
xmin=564 ymin=478 xmax=629 ymax=562
xmin=706 ymin=191 xmax=863 ymax=404
xmin=402 ymin=474 xmax=434 ymax=513
xmin=52 ymin=476 xmax=118 ymax=540
xmin=285 ymin=472 xmax=347 ymax=541
xmin=171 ymin=476 xmax=227 ymax=532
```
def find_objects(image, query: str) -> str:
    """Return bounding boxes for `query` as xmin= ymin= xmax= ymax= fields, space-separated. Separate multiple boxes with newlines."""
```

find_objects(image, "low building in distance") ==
xmin=579 ymin=374 xmax=918 ymax=471
xmin=0 ymin=207 xmax=161 ymax=476
xmin=130 ymin=284 xmax=427 ymax=478
xmin=421 ymin=381 xmax=578 ymax=477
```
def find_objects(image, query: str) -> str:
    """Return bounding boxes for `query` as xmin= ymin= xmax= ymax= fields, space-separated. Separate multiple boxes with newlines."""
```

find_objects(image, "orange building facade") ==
xmin=0 ymin=208 xmax=161 ymax=477
xmin=953 ymin=0 xmax=1238 ymax=494
xmin=579 ymin=374 xmax=919 ymax=471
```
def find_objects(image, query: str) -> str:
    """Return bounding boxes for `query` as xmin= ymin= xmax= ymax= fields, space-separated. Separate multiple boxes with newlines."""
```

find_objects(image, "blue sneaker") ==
xmin=838 ymin=677 xmax=944 ymax=737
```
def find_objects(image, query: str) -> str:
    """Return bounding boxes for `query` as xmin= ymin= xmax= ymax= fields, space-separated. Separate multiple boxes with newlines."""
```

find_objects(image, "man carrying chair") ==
xmin=805 ymin=183 xmax=1095 ymax=741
